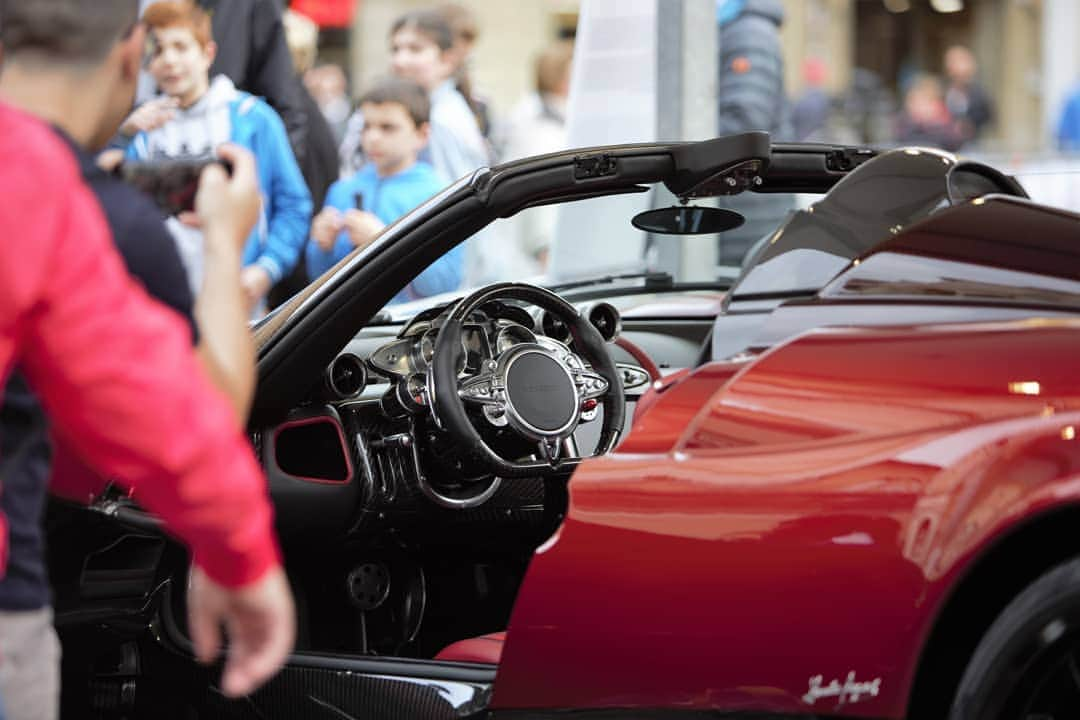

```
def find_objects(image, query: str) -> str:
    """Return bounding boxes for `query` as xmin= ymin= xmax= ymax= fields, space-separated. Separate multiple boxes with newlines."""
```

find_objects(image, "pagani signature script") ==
xmin=802 ymin=671 xmax=882 ymax=706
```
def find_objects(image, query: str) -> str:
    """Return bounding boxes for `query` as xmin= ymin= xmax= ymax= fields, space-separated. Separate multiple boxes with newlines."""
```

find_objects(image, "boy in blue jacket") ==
xmin=126 ymin=1 xmax=311 ymax=314
xmin=307 ymin=78 xmax=460 ymax=303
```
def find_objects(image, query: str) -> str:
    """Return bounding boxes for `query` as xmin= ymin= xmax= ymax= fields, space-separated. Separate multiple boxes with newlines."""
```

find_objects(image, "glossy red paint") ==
xmin=493 ymin=319 xmax=1080 ymax=717
xmin=619 ymin=361 xmax=745 ymax=453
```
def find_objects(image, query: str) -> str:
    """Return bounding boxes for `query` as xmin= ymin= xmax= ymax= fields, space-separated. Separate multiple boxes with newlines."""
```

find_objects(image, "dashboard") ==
xmin=261 ymin=297 xmax=658 ymax=541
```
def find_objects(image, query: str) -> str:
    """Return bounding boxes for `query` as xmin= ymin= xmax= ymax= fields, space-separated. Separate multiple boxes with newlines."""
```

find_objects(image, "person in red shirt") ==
xmin=0 ymin=0 xmax=295 ymax=712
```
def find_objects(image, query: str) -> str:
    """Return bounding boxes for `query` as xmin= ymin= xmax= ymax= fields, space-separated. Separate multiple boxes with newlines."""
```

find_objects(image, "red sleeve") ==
xmin=0 ymin=108 xmax=279 ymax=588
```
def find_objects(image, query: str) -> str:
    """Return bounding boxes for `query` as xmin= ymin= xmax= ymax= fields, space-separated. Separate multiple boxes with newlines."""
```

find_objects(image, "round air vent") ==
xmin=325 ymin=353 xmax=367 ymax=399
xmin=586 ymin=302 xmax=621 ymax=341
xmin=541 ymin=310 xmax=571 ymax=343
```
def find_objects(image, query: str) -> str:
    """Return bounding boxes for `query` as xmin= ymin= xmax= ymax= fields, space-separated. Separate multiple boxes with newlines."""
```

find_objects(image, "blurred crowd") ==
xmin=787 ymin=43 xmax=996 ymax=153
xmin=123 ymin=1 xmax=580 ymax=311
xmin=103 ymin=0 xmax=1056 ymax=315
xmin=291 ymin=3 xmax=574 ymax=296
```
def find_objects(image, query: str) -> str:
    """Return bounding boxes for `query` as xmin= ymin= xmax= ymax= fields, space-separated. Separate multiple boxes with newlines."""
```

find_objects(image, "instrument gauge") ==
xmin=407 ymin=373 xmax=428 ymax=406
xmin=414 ymin=329 xmax=467 ymax=375
xmin=418 ymin=331 xmax=437 ymax=367
xmin=495 ymin=324 xmax=537 ymax=355
xmin=395 ymin=373 xmax=429 ymax=414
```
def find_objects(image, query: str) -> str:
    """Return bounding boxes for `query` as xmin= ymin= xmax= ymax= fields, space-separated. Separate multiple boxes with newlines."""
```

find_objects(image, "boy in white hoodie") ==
xmin=126 ymin=0 xmax=311 ymax=312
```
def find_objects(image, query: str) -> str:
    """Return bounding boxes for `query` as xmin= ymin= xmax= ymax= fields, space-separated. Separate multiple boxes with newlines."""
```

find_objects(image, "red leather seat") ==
xmin=435 ymin=631 xmax=505 ymax=664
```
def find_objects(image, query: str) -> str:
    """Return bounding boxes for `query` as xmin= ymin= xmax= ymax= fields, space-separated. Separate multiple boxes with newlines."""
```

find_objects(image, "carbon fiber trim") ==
xmin=491 ymin=711 xmax=835 ymax=720
xmin=199 ymin=666 xmax=492 ymax=719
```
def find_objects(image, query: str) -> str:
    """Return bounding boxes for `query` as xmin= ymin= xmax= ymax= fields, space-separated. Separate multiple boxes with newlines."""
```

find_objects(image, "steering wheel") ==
xmin=430 ymin=282 xmax=625 ymax=479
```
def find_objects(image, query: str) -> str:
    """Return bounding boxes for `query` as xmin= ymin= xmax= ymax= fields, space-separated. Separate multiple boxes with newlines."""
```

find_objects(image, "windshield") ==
xmin=373 ymin=188 xmax=815 ymax=323
xmin=730 ymin=148 xmax=988 ymax=299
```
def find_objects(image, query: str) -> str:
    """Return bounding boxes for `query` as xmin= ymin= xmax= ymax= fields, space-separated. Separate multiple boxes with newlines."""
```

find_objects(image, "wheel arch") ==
xmin=907 ymin=504 xmax=1080 ymax=717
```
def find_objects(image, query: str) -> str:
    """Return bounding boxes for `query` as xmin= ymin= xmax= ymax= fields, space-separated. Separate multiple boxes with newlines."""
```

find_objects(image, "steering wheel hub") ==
xmin=502 ymin=347 xmax=579 ymax=440
xmin=431 ymin=282 xmax=625 ymax=479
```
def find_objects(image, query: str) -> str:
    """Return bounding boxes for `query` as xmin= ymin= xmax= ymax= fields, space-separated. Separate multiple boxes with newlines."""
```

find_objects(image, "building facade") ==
xmin=319 ymin=0 xmax=1074 ymax=154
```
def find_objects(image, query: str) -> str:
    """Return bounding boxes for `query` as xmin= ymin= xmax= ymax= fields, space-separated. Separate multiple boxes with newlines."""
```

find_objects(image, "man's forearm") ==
xmin=196 ymin=228 xmax=256 ymax=424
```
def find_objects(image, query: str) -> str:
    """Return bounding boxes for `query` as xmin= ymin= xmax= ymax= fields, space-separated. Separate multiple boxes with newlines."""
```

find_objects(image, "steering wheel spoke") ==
xmin=537 ymin=438 xmax=562 ymax=465
xmin=574 ymin=369 xmax=610 ymax=401
xmin=457 ymin=371 xmax=505 ymax=407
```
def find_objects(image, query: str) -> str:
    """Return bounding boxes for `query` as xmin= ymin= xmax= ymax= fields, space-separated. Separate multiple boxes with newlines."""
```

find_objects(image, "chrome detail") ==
xmin=401 ymin=319 xmax=432 ymax=338
xmin=482 ymin=404 xmax=508 ymax=427
xmin=571 ymin=368 xmax=610 ymax=401
xmin=537 ymin=438 xmax=561 ymax=464
xmin=424 ymin=371 xmax=444 ymax=430
xmin=803 ymin=672 xmax=883 ymax=707
xmin=536 ymin=334 xmax=572 ymax=356
xmin=398 ymin=373 xmax=429 ymax=410
xmin=457 ymin=371 xmax=504 ymax=407
xmin=413 ymin=330 xmax=437 ymax=370
xmin=584 ymin=302 xmax=622 ymax=341
xmin=494 ymin=322 xmax=537 ymax=355
xmin=325 ymin=352 xmax=367 ymax=399
xmin=615 ymin=363 xmax=651 ymax=391
xmin=539 ymin=310 xmax=571 ymax=342
xmin=368 ymin=418 xmax=500 ymax=510
xmin=369 ymin=432 xmax=412 ymax=450
xmin=417 ymin=471 xmax=502 ymax=510
xmin=368 ymin=338 xmax=415 ymax=377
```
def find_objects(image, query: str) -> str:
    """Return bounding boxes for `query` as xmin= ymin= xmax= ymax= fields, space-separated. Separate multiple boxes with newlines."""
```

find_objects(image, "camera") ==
xmin=118 ymin=155 xmax=232 ymax=216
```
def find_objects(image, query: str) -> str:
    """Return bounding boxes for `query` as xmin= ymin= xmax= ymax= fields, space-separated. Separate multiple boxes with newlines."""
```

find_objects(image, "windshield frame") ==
xmin=252 ymin=139 xmax=877 ymax=420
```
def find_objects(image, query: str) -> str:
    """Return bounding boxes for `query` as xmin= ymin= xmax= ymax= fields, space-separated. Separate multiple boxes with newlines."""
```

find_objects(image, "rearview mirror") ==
xmin=631 ymin=206 xmax=745 ymax=235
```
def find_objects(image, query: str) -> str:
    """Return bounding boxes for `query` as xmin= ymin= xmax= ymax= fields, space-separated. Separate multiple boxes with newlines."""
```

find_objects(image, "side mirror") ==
xmin=631 ymin=206 xmax=745 ymax=235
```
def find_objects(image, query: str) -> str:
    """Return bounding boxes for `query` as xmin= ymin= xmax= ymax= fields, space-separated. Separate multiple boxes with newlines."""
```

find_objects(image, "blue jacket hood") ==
xmin=718 ymin=0 xmax=783 ymax=27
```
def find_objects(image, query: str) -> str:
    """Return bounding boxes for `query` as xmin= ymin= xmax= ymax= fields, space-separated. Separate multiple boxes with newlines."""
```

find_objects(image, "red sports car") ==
xmin=48 ymin=133 xmax=1080 ymax=719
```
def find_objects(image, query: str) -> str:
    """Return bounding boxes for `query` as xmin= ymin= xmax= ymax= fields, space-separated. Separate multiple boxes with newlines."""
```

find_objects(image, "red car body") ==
xmin=494 ymin=198 xmax=1080 ymax=718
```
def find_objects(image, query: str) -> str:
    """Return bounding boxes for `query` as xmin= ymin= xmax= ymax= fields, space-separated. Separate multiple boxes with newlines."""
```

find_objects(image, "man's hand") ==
xmin=120 ymin=96 xmax=179 ymax=136
xmin=342 ymin=209 xmax=385 ymax=251
xmin=96 ymin=149 xmax=125 ymax=174
xmin=195 ymin=144 xmax=261 ymax=253
xmin=240 ymin=265 xmax=273 ymax=311
xmin=310 ymin=207 xmax=344 ymax=251
xmin=188 ymin=566 xmax=296 ymax=698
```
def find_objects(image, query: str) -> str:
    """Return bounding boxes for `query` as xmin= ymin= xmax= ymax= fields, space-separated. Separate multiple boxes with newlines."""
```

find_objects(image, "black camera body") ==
xmin=118 ymin=155 xmax=231 ymax=216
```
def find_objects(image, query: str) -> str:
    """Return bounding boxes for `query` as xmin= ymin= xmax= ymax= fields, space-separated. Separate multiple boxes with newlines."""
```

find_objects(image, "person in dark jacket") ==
xmin=715 ymin=0 xmax=793 ymax=266
xmin=895 ymin=74 xmax=966 ymax=152
xmin=196 ymin=0 xmax=309 ymax=165
xmin=943 ymin=45 xmax=994 ymax=147
xmin=267 ymin=9 xmax=343 ymax=307
xmin=791 ymin=57 xmax=832 ymax=141
xmin=716 ymin=0 xmax=791 ymax=139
